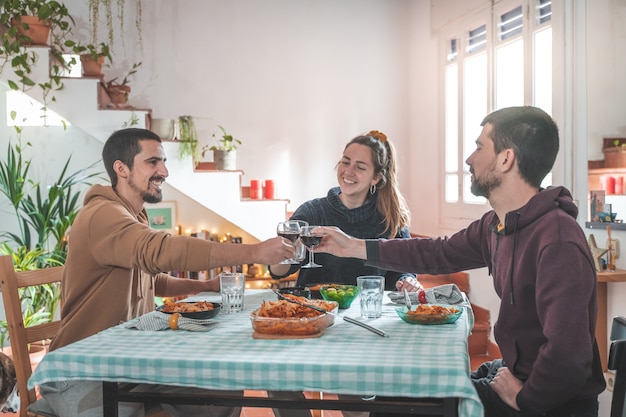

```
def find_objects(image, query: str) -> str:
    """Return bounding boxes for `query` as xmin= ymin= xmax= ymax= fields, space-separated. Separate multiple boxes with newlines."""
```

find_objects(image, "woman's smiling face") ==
xmin=336 ymin=143 xmax=380 ymax=206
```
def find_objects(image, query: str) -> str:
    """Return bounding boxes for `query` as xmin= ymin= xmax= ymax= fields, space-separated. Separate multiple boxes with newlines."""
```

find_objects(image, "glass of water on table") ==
xmin=357 ymin=275 xmax=385 ymax=318
xmin=220 ymin=272 xmax=246 ymax=313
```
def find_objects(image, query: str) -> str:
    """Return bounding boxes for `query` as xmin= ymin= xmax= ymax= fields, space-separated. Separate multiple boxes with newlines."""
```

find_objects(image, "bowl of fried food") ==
xmin=395 ymin=304 xmax=462 ymax=325
xmin=277 ymin=286 xmax=311 ymax=299
xmin=319 ymin=284 xmax=358 ymax=309
xmin=157 ymin=301 xmax=221 ymax=320
xmin=250 ymin=296 xmax=338 ymax=336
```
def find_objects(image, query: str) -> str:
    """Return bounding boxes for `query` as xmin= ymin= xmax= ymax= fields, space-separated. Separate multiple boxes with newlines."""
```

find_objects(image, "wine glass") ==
xmin=277 ymin=220 xmax=308 ymax=264
xmin=300 ymin=225 xmax=323 ymax=268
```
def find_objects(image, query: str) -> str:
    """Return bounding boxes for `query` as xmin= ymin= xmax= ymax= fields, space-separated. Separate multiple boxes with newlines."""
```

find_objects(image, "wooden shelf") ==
xmin=585 ymin=222 xmax=626 ymax=230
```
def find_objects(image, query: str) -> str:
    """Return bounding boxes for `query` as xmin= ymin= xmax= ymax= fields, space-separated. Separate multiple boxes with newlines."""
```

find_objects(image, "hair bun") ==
xmin=367 ymin=130 xmax=387 ymax=143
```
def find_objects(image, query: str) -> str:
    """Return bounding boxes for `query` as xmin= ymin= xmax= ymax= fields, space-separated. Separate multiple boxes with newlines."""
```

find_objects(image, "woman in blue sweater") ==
xmin=269 ymin=130 xmax=421 ymax=292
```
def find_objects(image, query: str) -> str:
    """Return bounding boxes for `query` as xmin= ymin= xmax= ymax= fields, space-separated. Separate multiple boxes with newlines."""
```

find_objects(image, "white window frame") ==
xmin=438 ymin=0 xmax=554 ymax=230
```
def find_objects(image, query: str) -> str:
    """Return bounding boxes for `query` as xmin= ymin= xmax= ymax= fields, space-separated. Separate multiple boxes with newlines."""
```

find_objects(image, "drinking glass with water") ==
xmin=357 ymin=276 xmax=385 ymax=319
xmin=220 ymin=273 xmax=246 ymax=313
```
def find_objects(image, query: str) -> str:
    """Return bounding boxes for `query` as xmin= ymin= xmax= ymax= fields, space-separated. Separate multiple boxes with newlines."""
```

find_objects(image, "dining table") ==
xmin=28 ymin=289 xmax=483 ymax=417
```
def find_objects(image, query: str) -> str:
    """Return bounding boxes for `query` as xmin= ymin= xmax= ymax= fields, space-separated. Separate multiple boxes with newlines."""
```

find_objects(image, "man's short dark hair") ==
xmin=482 ymin=106 xmax=559 ymax=188
xmin=102 ymin=128 xmax=161 ymax=187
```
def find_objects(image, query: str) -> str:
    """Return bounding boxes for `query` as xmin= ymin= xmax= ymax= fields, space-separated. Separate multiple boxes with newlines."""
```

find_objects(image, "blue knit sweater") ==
xmin=270 ymin=187 xmax=415 ymax=290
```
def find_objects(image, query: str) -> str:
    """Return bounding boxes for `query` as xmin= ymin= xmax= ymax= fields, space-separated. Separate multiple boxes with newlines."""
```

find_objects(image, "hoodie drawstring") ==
xmin=509 ymin=212 xmax=521 ymax=305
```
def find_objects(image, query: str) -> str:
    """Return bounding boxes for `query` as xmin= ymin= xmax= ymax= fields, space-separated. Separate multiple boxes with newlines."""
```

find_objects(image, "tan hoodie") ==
xmin=51 ymin=184 xmax=215 ymax=350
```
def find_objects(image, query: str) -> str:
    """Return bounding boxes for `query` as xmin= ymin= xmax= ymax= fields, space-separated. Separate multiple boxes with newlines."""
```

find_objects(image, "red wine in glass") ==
xmin=300 ymin=226 xmax=323 ymax=268
xmin=278 ymin=231 xmax=299 ymax=243
xmin=277 ymin=220 xmax=308 ymax=264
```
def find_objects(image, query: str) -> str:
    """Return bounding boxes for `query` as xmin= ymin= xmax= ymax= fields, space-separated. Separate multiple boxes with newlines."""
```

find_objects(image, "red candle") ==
xmin=263 ymin=180 xmax=275 ymax=199
xmin=602 ymin=176 xmax=616 ymax=194
xmin=250 ymin=179 xmax=262 ymax=200
xmin=617 ymin=177 xmax=624 ymax=195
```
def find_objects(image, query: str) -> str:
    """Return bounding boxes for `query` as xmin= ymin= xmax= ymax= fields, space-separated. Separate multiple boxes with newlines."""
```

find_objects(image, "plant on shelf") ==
xmin=202 ymin=125 xmax=242 ymax=170
xmin=613 ymin=139 xmax=626 ymax=153
xmin=177 ymin=115 xmax=199 ymax=161
xmin=105 ymin=61 xmax=141 ymax=106
xmin=0 ymin=0 xmax=77 ymax=119
xmin=67 ymin=41 xmax=112 ymax=77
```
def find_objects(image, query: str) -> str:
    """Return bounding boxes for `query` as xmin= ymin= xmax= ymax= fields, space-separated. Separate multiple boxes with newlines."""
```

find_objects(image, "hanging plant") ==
xmin=177 ymin=115 xmax=199 ymax=161
xmin=88 ymin=0 xmax=142 ymax=52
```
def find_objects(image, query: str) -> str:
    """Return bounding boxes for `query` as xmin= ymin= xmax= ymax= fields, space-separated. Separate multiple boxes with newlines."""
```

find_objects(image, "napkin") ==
xmin=125 ymin=311 xmax=219 ymax=332
xmin=389 ymin=283 xmax=465 ymax=305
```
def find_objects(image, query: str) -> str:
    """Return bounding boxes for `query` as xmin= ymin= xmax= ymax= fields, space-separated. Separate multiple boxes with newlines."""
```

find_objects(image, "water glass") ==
xmin=220 ymin=273 xmax=246 ymax=313
xmin=357 ymin=276 xmax=385 ymax=319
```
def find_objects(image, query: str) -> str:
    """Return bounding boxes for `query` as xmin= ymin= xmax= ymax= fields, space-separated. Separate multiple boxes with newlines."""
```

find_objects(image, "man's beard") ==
xmin=470 ymin=167 xmax=500 ymax=199
xmin=129 ymin=176 xmax=163 ymax=203
xmin=142 ymin=190 xmax=162 ymax=204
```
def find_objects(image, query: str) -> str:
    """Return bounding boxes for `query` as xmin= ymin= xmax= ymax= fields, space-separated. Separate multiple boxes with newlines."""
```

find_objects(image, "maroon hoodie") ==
xmin=365 ymin=186 xmax=606 ymax=416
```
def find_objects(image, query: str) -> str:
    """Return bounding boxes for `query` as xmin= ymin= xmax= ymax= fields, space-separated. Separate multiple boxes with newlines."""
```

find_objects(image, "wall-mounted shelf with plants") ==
xmin=0 ymin=0 xmax=78 ymax=118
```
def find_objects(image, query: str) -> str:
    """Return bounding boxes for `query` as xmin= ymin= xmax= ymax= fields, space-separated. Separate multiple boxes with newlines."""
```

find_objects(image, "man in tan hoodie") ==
xmin=31 ymin=128 xmax=295 ymax=417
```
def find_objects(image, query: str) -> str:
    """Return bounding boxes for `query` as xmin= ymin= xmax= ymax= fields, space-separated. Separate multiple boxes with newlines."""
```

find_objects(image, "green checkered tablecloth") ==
xmin=29 ymin=290 xmax=483 ymax=417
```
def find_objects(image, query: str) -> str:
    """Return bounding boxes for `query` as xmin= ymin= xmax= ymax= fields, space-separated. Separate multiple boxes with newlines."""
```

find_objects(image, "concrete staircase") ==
xmin=0 ymin=46 xmax=288 ymax=241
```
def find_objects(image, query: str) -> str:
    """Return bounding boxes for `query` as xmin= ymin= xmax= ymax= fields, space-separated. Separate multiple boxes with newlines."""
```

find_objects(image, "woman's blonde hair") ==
xmin=342 ymin=130 xmax=410 ymax=237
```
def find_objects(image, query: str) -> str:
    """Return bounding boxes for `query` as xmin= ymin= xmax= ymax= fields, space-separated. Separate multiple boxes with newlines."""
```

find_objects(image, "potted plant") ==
xmin=105 ymin=62 xmax=141 ymax=107
xmin=67 ymin=41 xmax=111 ymax=77
xmin=1 ymin=0 xmax=75 ymax=45
xmin=0 ymin=125 xmax=99 ymax=354
xmin=202 ymin=125 xmax=242 ymax=170
xmin=0 ymin=0 xmax=77 ymax=116
xmin=177 ymin=115 xmax=199 ymax=160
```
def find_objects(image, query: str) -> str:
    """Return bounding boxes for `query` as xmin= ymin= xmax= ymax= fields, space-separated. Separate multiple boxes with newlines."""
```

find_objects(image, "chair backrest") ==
xmin=609 ymin=316 xmax=626 ymax=417
xmin=0 ymin=255 xmax=63 ymax=417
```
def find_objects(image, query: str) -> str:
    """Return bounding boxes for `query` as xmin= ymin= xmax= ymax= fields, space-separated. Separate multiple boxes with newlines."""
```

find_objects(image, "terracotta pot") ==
xmin=2 ymin=342 xmax=47 ymax=371
xmin=11 ymin=16 xmax=51 ymax=46
xmin=107 ymin=85 xmax=131 ymax=105
xmin=80 ymin=54 xmax=105 ymax=77
xmin=603 ymin=147 xmax=626 ymax=168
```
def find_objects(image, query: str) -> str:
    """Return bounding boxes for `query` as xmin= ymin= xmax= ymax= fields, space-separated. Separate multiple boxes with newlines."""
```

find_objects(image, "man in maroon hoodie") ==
xmin=314 ymin=106 xmax=606 ymax=417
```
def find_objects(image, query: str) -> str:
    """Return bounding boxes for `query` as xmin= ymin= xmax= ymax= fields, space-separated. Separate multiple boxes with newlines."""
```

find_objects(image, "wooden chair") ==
xmin=610 ymin=316 xmax=626 ymax=417
xmin=0 ymin=255 xmax=62 ymax=417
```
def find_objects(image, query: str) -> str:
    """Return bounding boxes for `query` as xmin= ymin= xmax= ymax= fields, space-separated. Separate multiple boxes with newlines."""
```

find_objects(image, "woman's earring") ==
xmin=370 ymin=184 xmax=376 ymax=195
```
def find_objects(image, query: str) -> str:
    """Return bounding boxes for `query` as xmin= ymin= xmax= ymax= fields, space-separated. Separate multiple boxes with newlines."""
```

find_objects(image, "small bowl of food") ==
xmin=305 ymin=284 xmax=323 ymax=299
xmin=277 ymin=286 xmax=311 ymax=299
xmin=395 ymin=304 xmax=462 ymax=325
xmin=250 ymin=298 xmax=338 ymax=336
xmin=157 ymin=301 xmax=221 ymax=320
xmin=319 ymin=284 xmax=359 ymax=309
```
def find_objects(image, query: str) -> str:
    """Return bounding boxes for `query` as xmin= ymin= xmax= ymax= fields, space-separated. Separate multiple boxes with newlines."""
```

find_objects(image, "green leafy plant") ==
xmin=0 ymin=121 xmax=101 ymax=348
xmin=177 ymin=115 xmax=199 ymax=160
xmin=204 ymin=125 xmax=242 ymax=154
xmin=67 ymin=40 xmax=111 ymax=62
xmin=0 ymin=0 xmax=77 ymax=119
xmin=106 ymin=61 xmax=141 ymax=88
xmin=613 ymin=139 xmax=626 ymax=153
xmin=0 ymin=245 xmax=62 ymax=349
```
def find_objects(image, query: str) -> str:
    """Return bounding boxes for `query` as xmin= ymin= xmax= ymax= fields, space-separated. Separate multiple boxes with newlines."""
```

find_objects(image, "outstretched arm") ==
xmin=314 ymin=226 xmax=368 ymax=259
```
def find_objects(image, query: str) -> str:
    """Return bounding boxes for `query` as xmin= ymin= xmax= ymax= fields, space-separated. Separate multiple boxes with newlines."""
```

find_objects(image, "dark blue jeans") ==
xmin=472 ymin=360 xmax=599 ymax=417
